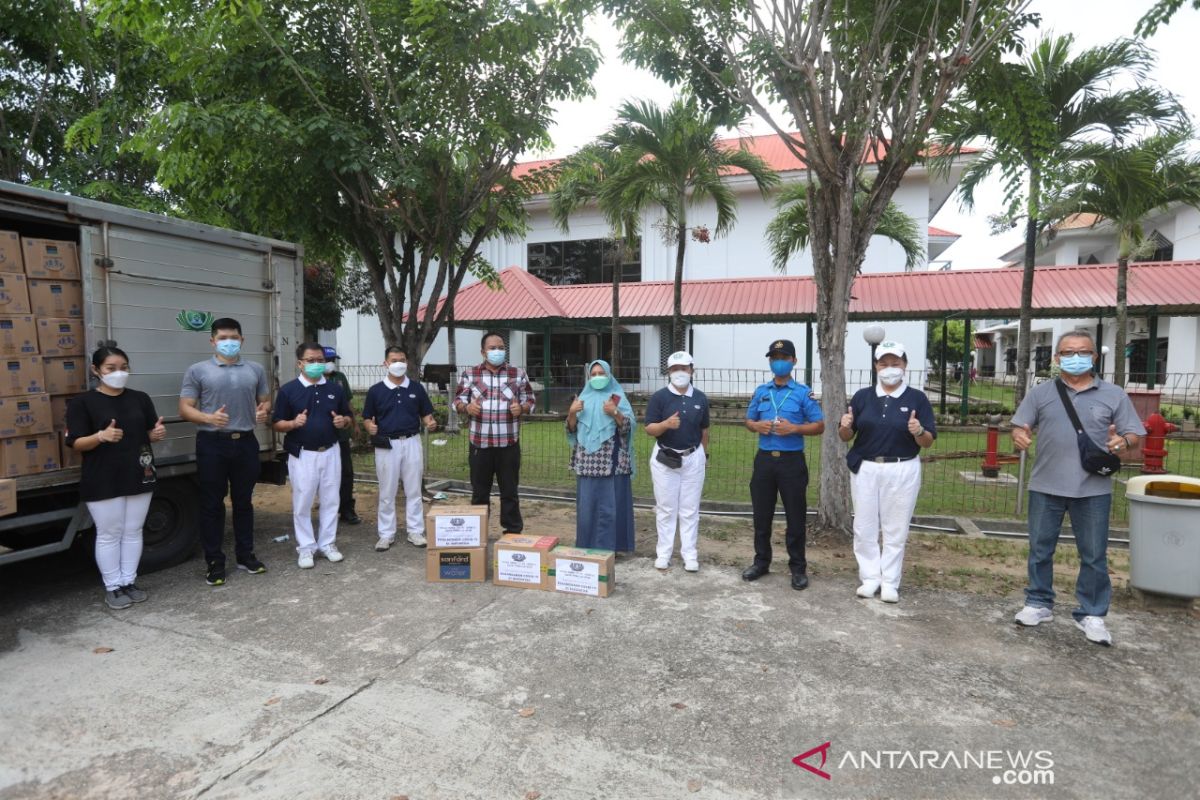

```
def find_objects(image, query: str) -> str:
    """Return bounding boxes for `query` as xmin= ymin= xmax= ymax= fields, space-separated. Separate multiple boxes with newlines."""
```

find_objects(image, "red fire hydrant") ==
xmin=1141 ymin=413 xmax=1178 ymax=474
xmin=981 ymin=414 xmax=1001 ymax=477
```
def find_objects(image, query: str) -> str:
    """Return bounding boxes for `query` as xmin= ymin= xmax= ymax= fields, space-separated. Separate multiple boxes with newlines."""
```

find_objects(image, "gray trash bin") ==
xmin=1126 ymin=475 xmax=1200 ymax=598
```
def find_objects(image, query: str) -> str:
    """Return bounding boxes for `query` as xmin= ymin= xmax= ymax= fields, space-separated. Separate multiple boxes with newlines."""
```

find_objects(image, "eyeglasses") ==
xmin=1058 ymin=350 xmax=1095 ymax=358
xmin=300 ymin=358 xmax=325 ymax=364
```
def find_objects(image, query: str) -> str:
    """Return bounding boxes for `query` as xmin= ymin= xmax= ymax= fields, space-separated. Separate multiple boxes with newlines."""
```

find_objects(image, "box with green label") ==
xmin=548 ymin=546 xmax=616 ymax=598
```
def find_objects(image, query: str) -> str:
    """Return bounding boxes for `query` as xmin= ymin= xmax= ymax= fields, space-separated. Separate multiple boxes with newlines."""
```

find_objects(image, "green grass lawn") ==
xmin=352 ymin=419 xmax=1200 ymax=524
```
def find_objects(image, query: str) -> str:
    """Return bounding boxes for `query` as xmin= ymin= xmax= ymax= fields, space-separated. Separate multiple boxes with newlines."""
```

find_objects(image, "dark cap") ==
xmin=322 ymin=346 xmax=339 ymax=361
xmin=765 ymin=339 xmax=797 ymax=358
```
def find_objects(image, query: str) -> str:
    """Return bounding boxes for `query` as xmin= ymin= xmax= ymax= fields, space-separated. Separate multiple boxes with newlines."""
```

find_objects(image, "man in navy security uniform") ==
xmin=273 ymin=342 xmax=354 ymax=569
xmin=742 ymin=339 xmax=825 ymax=590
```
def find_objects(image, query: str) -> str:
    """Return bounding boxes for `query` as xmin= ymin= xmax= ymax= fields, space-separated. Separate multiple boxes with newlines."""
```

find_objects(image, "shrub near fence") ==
xmin=342 ymin=365 xmax=1200 ymax=525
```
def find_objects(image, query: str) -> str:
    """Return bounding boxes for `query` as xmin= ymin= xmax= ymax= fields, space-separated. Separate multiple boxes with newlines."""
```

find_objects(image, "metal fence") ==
xmin=339 ymin=365 xmax=1200 ymax=525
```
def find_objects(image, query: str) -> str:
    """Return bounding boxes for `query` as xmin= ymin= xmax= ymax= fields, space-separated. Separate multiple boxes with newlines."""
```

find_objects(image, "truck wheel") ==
xmin=140 ymin=478 xmax=199 ymax=572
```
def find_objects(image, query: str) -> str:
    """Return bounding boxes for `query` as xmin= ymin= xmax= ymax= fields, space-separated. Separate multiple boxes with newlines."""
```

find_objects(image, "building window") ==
xmin=1135 ymin=230 xmax=1173 ymax=263
xmin=527 ymin=238 xmax=641 ymax=285
xmin=526 ymin=331 xmax=641 ymax=386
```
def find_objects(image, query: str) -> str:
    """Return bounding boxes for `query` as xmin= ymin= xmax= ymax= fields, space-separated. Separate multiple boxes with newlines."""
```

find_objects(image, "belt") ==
xmin=661 ymin=445 xmax=697 ymax=457
xmin=300 ymin=444 xmax=334 ymax=452
xmin=386 ymin=431 xmax=420 ymax=440
xmin=200 ymin=430 xmax=254 ymax=439
xmin=871 ymin=455 xmax=918 ymax=463
xmin=762 ymin=450 xmax=803 ymax=457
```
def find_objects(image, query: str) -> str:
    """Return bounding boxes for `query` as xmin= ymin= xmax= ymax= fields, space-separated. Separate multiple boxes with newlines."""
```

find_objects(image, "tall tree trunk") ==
xmin=1114 ymin=254 xmax=1129 ymax=387
xmin=1014 ymin=205 xmax=1038 ymax=406
xmin=673 ymin=220 xmax=687 ymax=352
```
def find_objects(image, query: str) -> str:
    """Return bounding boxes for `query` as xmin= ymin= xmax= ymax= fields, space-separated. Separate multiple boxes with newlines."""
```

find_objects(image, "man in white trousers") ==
xmin=644 ymin=351 xmax=711 ymax=572
xmin=273 ymin=342 xmax=354 ymax=568
xmin=363 ymin=346 xmax=438 ymax=551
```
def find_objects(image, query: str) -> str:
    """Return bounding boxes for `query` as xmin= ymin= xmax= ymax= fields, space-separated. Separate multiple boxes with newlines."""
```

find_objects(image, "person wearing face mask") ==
xmin=566 ymin=360 xmax=636 ymax=552
xmin=644 ymin=351 xmax=710 ymax=572
xmin=66 ymin=347 xmax=167 ymax=609
xmin=743 ymin=339 xmax=825 ymax=590
xmin=453 ymin=331 xmax=536 ymax=534
xmin=180 ymin=318 xmax=273 ymax=586
xmin=838 ymin=341 xmax=936 ymax=603
xmin=322 ymin=346 xmax=361 ymax=526
xmin=363 ymin=346 xmax=437 ymax=551
xmin=272 ymin=343 xmax=355 ymax=569
xmin=1010 ymin=331 xmax=1145 ymax=646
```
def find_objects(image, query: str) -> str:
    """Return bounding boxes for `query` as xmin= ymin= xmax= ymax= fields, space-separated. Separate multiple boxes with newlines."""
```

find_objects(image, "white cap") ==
xmin=874 ymin=341 xmax=906 ymax=360
xmin=666 ymin=350 xmax=694 ymax=368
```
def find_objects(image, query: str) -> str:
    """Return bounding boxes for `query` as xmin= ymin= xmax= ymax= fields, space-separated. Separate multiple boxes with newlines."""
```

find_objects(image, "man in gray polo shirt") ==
xmin=179 ymin=317 xmax=272 ymax=586
xmin=1010 ymin=330 xmax=1145 ymax=645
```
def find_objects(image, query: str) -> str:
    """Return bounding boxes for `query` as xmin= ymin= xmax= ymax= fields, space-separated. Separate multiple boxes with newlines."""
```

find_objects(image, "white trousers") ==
xmin=87 ymin=493 xmax=153 ymax=591
xmin=375 ymin=436 xmax=425 ymax=540
xmin=649 ymin=444 xmax=707 ymax=561
xmin=850 ymin=458 xmax=922 ymax=589
xmin=289 ymin=447 xmax=341 ymax=554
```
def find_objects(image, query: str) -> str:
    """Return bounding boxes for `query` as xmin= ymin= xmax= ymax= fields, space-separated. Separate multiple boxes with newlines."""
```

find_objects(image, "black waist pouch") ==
xmin=1054 ymin=379 xmax=1121 ymax=477
xmin=655 ymin=446 xmax=683 ymax=469
xmin=370 ymin=434 xmax=393 ymax=450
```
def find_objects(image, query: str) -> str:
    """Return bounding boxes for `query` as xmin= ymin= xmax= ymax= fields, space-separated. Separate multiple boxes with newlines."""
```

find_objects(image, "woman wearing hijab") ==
xmin=566 ymin=360 xmax=636 ymax=552
xmin=838 ymin=341 xmax=936 ymax=603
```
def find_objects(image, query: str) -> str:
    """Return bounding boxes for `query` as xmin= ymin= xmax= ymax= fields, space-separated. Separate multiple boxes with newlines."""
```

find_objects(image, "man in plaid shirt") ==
xmin=453 ymin=331 xmax=536 ymax=533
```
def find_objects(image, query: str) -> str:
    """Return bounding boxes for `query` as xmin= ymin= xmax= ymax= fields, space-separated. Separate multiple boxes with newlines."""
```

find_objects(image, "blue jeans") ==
xmin=1025 ymin=490 xmax=1113 ymax=620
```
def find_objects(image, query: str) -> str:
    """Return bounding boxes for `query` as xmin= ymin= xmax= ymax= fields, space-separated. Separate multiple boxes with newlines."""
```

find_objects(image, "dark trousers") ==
xmin=196 ymin=431 xmax=261 ymax=567
xmin=338 ymin=439 xmax=355 ymax=514
xmin=749 ymin=450 xmax=808 ymax=574
xmin=469 ymin=442 xmax=523 ymax=533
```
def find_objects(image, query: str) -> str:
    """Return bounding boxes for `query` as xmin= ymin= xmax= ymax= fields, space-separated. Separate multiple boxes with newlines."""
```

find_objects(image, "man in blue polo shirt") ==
xmin=273 ymin=342 xmax=354 ymax=569
xmin=363 ymin=346 xmax=437 ymax=552
xmin=645 ymin=350 xmax=710 ymax=572
xmin=743 ymin=339 xmax=825 ymax=590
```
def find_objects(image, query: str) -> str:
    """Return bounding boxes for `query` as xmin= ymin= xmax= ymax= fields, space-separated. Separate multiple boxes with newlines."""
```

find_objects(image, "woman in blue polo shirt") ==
xmin=838 ymin=341 xmax=936 ymax=603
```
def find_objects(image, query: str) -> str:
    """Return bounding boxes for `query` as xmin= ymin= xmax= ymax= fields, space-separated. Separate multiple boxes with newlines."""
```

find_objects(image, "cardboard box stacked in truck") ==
xmin=0 ymin=231 xmax=21 ymax=274
xmin=0 ymin=273 xmax=30 ymax=314
xmin=425 ymin=505 xmax=490 ymax=583
xmin=21 ymin=238 xmax=80 ymax=280
xmin=27 ymin=279 xmax=83 ymax=318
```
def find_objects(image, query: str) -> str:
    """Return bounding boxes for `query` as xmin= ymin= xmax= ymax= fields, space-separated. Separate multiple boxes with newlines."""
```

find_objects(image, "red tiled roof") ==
xmin=419 ymin=262 xmax=1200 ymax=326
xmin=927 ymin=226 xmax=960 ymax=238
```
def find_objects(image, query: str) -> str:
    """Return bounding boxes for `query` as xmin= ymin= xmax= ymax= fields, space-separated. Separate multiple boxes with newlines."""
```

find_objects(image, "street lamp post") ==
xmin=863 ymin=325 xmax=886 ymax=387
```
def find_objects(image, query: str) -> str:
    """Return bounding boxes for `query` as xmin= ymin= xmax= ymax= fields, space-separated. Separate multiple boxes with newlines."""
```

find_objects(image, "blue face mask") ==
xmin=486 ymin=349 xmax=506 ymax=366
xmin=215 ymin=339 xmax=241 ymax=358
xmin=589 ymin=374 xmax=610 ymax=391
xmin=1059 ymin=354 xmax=1094 ymax=375
xmin=770 ymin=359 xmax=793 ymax=378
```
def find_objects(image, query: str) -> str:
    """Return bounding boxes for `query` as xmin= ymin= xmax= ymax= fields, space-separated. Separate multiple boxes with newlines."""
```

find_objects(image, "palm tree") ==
xmin=937 ymin=34 xmax=1182 ymax=402
xmin=1052 ymin=130 xmax=1200 ymax=386
xmin=553 ymin=96 xmax=779 ymax=356
xmin=765 ymin=183 xmax=923 ymax=273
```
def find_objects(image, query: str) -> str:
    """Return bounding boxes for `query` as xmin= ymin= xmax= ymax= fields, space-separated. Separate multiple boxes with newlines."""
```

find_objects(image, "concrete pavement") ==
xmin=1 ymin=531 xmax=1197 ymax=799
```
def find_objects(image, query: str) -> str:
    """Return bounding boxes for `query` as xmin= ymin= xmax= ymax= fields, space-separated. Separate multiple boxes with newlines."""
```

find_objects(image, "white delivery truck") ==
xmin=0 ymin=180 xmax=302 ymax=571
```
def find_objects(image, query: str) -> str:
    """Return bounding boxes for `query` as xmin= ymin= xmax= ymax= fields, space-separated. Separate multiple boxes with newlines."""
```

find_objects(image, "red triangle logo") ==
xmin=792 ymin=741 xmax=832 ymax=780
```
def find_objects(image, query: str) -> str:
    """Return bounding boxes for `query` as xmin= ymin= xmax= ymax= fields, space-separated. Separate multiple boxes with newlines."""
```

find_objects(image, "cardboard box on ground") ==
xmin=493 ymin=533 xmax=559 ymax=590
xmin=549 ymin=546 xmax=616 ymax=598
xmin=425 ymin=504 xmax=489 ymax=548
xmin=425 ymin=546 xmax=488 ymax=583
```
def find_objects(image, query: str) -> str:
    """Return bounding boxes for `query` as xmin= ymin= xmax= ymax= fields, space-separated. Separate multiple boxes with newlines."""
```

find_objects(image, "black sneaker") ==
xmin=237 ymin=555 xmax=267 ymax=574
xmin=339 ymin=512 xmax=363 ymax=525
xmin=206 ymin=562 xmax=226 ymax=586
xmin=121 ymin=583 xmax=148 ymax=603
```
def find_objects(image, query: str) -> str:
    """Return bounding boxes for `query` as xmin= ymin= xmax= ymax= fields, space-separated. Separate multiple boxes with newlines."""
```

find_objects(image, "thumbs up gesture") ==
xmin=98 ymin=418 xmax=123 ymax=443
xmin=907 ymin=409 xmax=923 ymax=436
xmin=364 ymin=416 xmax=379 ymax=436
xmin=840 ymin=404 xmax=854 ymax=430
xmin=255 ymin=401 xmax=270 ymax=425
xmin=1012 ymin=423 xmax=1033 ymax=451
xmin=209 ymin=404 xmax=229 ymax=428
xmin=150 ymin=416 xmax=167 ymax=442
xmin=331 ymin=410 xmax=349 ymax=429
xmin=293 ymin=408 xmax=308 ymax=429
xmin=1106 ymin=424 xmax=1126 ymax=453
xmin=665 ymin=411 xmax=681 ymax=430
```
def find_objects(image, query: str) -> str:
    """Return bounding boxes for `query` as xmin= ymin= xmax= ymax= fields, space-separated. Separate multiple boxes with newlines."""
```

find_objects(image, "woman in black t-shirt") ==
xmin=65 ymin=347 xmax=166 ymax=610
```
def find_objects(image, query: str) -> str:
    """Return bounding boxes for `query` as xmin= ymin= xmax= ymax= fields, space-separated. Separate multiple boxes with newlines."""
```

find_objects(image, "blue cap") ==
xmin=322 ymin=346 xmax=339 ymax=360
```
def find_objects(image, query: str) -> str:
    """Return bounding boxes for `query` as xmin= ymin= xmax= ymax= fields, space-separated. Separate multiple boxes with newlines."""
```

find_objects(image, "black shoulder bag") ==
xmin=1054 ymin=379 xmax=1121 ymax=477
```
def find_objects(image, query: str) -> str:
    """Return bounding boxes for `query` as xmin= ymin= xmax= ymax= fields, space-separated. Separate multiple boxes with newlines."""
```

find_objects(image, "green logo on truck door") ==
xmin=177 ymin=310 xmax=214 ymax=332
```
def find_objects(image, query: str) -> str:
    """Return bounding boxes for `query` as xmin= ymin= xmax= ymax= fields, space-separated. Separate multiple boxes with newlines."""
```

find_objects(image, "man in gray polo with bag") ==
xmin=1010 ymin=331 xmax=1145 ymax=646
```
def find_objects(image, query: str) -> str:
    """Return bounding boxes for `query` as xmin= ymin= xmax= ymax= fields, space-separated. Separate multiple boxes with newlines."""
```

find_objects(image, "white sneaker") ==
xmin=375 ymin=538 xmax=393 ymax=552
xmin=856 ymin=582 xmax=880 ymax=599
xmin=321 ymin=544 xmax=344 ymax=563
xmin=1075 ymin=615 xmax=1113 ymax=646
xmin=297 ymin=551 xmax=315 ymax=569
xmin=880 ymin=585 xmax=899 ymax=603
xmin=1014 ymin=605 xmax=1053 ymax=626
xmin=407 ymin=532 xmax=427 ymax=548
xmin=654 ymin=557 xmax=670 ymax=570
xmin=684 ymin=559 xmax=699 ymax=573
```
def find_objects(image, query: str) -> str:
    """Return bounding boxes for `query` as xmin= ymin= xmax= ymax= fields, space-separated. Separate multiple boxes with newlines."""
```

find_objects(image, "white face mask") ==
xmin=101 ymin=371 xmax=130 ymax=390
xmin=323 ymin=362 xmax=335 ymax=374
xmin=878 ymin=366 xmax=905 ymax=387
xmin=669 ymin=372 xmax=691 ymax=389
xmin=387 ymin=362 xmax=408 ymax=379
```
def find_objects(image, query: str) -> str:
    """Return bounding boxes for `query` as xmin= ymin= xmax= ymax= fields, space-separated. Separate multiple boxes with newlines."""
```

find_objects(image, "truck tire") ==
xmin=140 ymin=477 xmax=199 ymax=573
